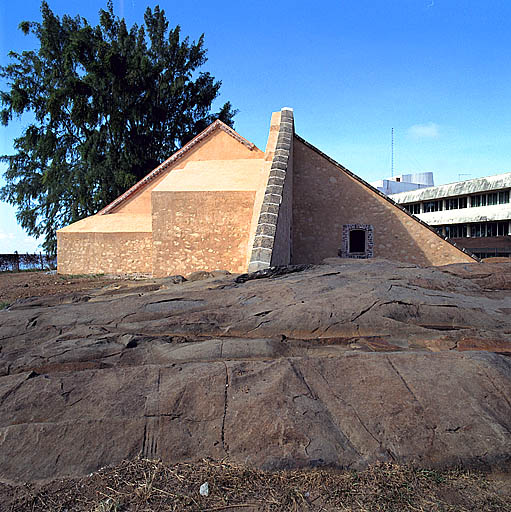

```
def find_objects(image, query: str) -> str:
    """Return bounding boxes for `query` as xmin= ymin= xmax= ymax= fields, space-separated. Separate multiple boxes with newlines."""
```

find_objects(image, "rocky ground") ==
xmin=0 ymin=271 xmax=119 ymax=306
xmin=1 ymin=258 xmax=511 ymax=509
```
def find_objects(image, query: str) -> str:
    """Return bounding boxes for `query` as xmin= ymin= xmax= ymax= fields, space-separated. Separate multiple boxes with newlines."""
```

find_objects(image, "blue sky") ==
xmin=1 ymin=0 xmax=511 ymax=252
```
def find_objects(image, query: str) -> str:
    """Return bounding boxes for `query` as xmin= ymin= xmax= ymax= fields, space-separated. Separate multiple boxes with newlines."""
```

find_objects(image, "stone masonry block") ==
xmin=266 ymin=184 xmax=283 ymax=196
xmin=274 ymin=149 xmax=290 ymax=159
xmin=279 ymin=124 xmax=293 ymax=134
xmin=276 ymin=140 xmax=292 ymax=151
xmin=260 ymin=203 xmax=280 ymax=215
xmin=264 ymin=193 xmax=282 ymax=205
xmin=248 ymin=260 xmax=271 ymax=272
xmin=250 ymin=247 xmax=272 ymax=263
xmin=259 ymin=212 xmax=279 ymax=224
xmin=268 ymin=176 xmax=285 ymax=187
xmin=277 ymin=133 xmax=292 ymax=144
xmin=256 ymin=223 xmax=277 ymax=237
xmin=271 ymin=160 xmax=288 ymax=171
xmin=269 ymin=169 xmax=286 ymax=180
xmin=253 ymin=235 xmax=275 ymax=249
xmin=273 ymin=155 xmax=289 ymax=165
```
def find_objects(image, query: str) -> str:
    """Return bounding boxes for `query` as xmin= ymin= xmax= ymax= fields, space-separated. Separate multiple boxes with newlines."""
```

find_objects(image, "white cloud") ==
xmin=0 ymin=232 xmax=15 ymax=240
xmin=408 ymin=123 xmax=440 ymax=139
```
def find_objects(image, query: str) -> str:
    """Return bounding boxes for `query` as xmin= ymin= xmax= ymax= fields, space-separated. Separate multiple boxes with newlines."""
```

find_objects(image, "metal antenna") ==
xmin=391 ymin=128 xmax=394 ymax=177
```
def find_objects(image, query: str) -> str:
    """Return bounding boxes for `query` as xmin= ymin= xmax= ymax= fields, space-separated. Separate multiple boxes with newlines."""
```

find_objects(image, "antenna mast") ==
xmin=391 ymin=128 xmax=394 ymax=177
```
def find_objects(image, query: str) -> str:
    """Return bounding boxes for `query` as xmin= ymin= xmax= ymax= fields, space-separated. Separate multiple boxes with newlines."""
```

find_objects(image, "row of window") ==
xmin=436 ymin=221 xmax=510 ymax=238
xmin=471 ymin=191 xmax=509 ymax=207
xmin=404 ymin=189 xmax=510 ymax=213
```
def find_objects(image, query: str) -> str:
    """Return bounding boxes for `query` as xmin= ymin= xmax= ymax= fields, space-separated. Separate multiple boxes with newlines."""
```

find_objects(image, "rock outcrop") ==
xmin=1 ymin=258 xmax=510 ymax=483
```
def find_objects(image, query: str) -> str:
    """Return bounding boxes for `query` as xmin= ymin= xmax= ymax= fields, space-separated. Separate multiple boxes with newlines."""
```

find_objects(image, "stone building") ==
xmin=390 ymin=173 xmax=511 ymax=259
xmin=57 ymin=108 xmax=476 ymax=276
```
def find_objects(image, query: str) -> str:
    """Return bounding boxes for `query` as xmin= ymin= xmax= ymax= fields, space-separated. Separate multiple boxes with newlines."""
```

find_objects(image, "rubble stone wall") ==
xmin=57 ymin=232 xmax=152 ymax=274
xmin=152 ymin=190 xmax=255 ymax=277
xmin=291 ymin=137 xmax=475 ymax=266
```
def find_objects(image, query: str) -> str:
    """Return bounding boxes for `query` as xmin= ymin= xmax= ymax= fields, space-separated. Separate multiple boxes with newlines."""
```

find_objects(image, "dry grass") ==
xmin=3 ymin=458 xmax=510 ymax=511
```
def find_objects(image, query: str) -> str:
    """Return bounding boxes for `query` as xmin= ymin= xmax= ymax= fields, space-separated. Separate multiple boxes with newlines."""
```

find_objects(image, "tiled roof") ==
xmin=98 ymin=120 xmax=258 ymax=215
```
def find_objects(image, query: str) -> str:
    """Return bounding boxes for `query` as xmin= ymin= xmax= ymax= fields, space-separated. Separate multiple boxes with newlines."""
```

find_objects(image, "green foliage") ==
xmin=0 ymin=1 xmax=237 ymax=254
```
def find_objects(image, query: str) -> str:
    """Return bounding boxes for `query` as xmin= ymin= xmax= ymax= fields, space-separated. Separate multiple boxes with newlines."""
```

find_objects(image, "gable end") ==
xmin=98 ymin=120 xmax=259 ymax=215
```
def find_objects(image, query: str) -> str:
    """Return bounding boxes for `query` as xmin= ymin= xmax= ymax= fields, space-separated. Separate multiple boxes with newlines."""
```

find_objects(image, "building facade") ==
xmin=390 ymin=173 xmax=511 ymax=259
xmin=57 ymin=109 xmax=476 ymax=276
xmin=371 ymin=172 xmax=434 ymax=195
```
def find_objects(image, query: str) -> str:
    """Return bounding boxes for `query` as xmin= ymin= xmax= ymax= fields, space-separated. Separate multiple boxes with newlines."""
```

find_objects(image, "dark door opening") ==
xmin=349 ymin=229 xmax=366 ymax=253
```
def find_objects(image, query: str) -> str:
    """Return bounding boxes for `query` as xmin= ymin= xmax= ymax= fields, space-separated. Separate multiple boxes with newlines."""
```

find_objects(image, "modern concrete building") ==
xmin=390 ymin=173 xmax=511 ymax=258
xmin=57 ymin=109 xmax=476 ymax=276
xmin=371 ymin=172 xmax=434 ymax=195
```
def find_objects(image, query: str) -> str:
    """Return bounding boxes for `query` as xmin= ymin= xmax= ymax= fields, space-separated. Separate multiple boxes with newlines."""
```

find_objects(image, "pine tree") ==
xmin=0 ymin=1 xmax=236 ymax=253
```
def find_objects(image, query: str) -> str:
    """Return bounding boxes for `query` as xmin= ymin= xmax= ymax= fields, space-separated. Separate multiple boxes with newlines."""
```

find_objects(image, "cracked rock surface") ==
xmin=1 ymin=258 xmax=511 ymax=483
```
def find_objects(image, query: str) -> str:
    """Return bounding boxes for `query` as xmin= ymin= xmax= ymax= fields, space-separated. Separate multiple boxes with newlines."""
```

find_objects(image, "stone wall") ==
xmin=248 ymin=108 xmax=294 ymax=271
xmin=152 ymin=190 xmax=256 ymax=277
xmin=57 ymin=232 xmax=153 ymax=274
xmin=292 ymin=136 xmax=475 ymax=267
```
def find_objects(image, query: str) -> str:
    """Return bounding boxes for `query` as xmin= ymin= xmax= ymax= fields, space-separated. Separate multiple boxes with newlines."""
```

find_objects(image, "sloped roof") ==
xmin=98 ymin=120 xmax=259 ymax=215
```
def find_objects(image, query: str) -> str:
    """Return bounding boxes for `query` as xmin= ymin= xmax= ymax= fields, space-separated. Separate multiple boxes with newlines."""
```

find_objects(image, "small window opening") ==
xmin=349 ymin=229 xmax=366 ymax=253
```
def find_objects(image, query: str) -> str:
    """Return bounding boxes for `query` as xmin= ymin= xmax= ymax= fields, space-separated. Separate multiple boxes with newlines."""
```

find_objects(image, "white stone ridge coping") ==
xmin=98 ymin=120 xmax=260 ymax=215
xmin=416 ymin=204 xmax=511 ymax=225
xmin=293 ymin=134 xmax=479 ymax=262
xmin=391 ymin=172 xmax=511 ymax=203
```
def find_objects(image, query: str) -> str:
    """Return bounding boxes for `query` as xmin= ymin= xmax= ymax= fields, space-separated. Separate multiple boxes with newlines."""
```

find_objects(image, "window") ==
xmin=469 ymin=222 xmax=508 ymax=237
xmin=445 ymin=224 xmax=468 ymax=238
xmin=487 ymin=223 xmax=498 ymax=237
xmin=423 ymin=200 xmax=443 ymax=213
xmin=499 ymin=191 xmax=510 ymax=204
xmin=446 ymin=198 xmax=458 ymax=210
xmin=498 ymin=221 xmax=508 ymax=236
xmin=471 ymin=191 xmax=509 ymax=206
xmin=339 ymin=224 xmax=374 ymax=259
xmin=405 ymin=203 xmax=420 ymax=215
xmin=445 ymin=197 xmax=467 ymax=209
